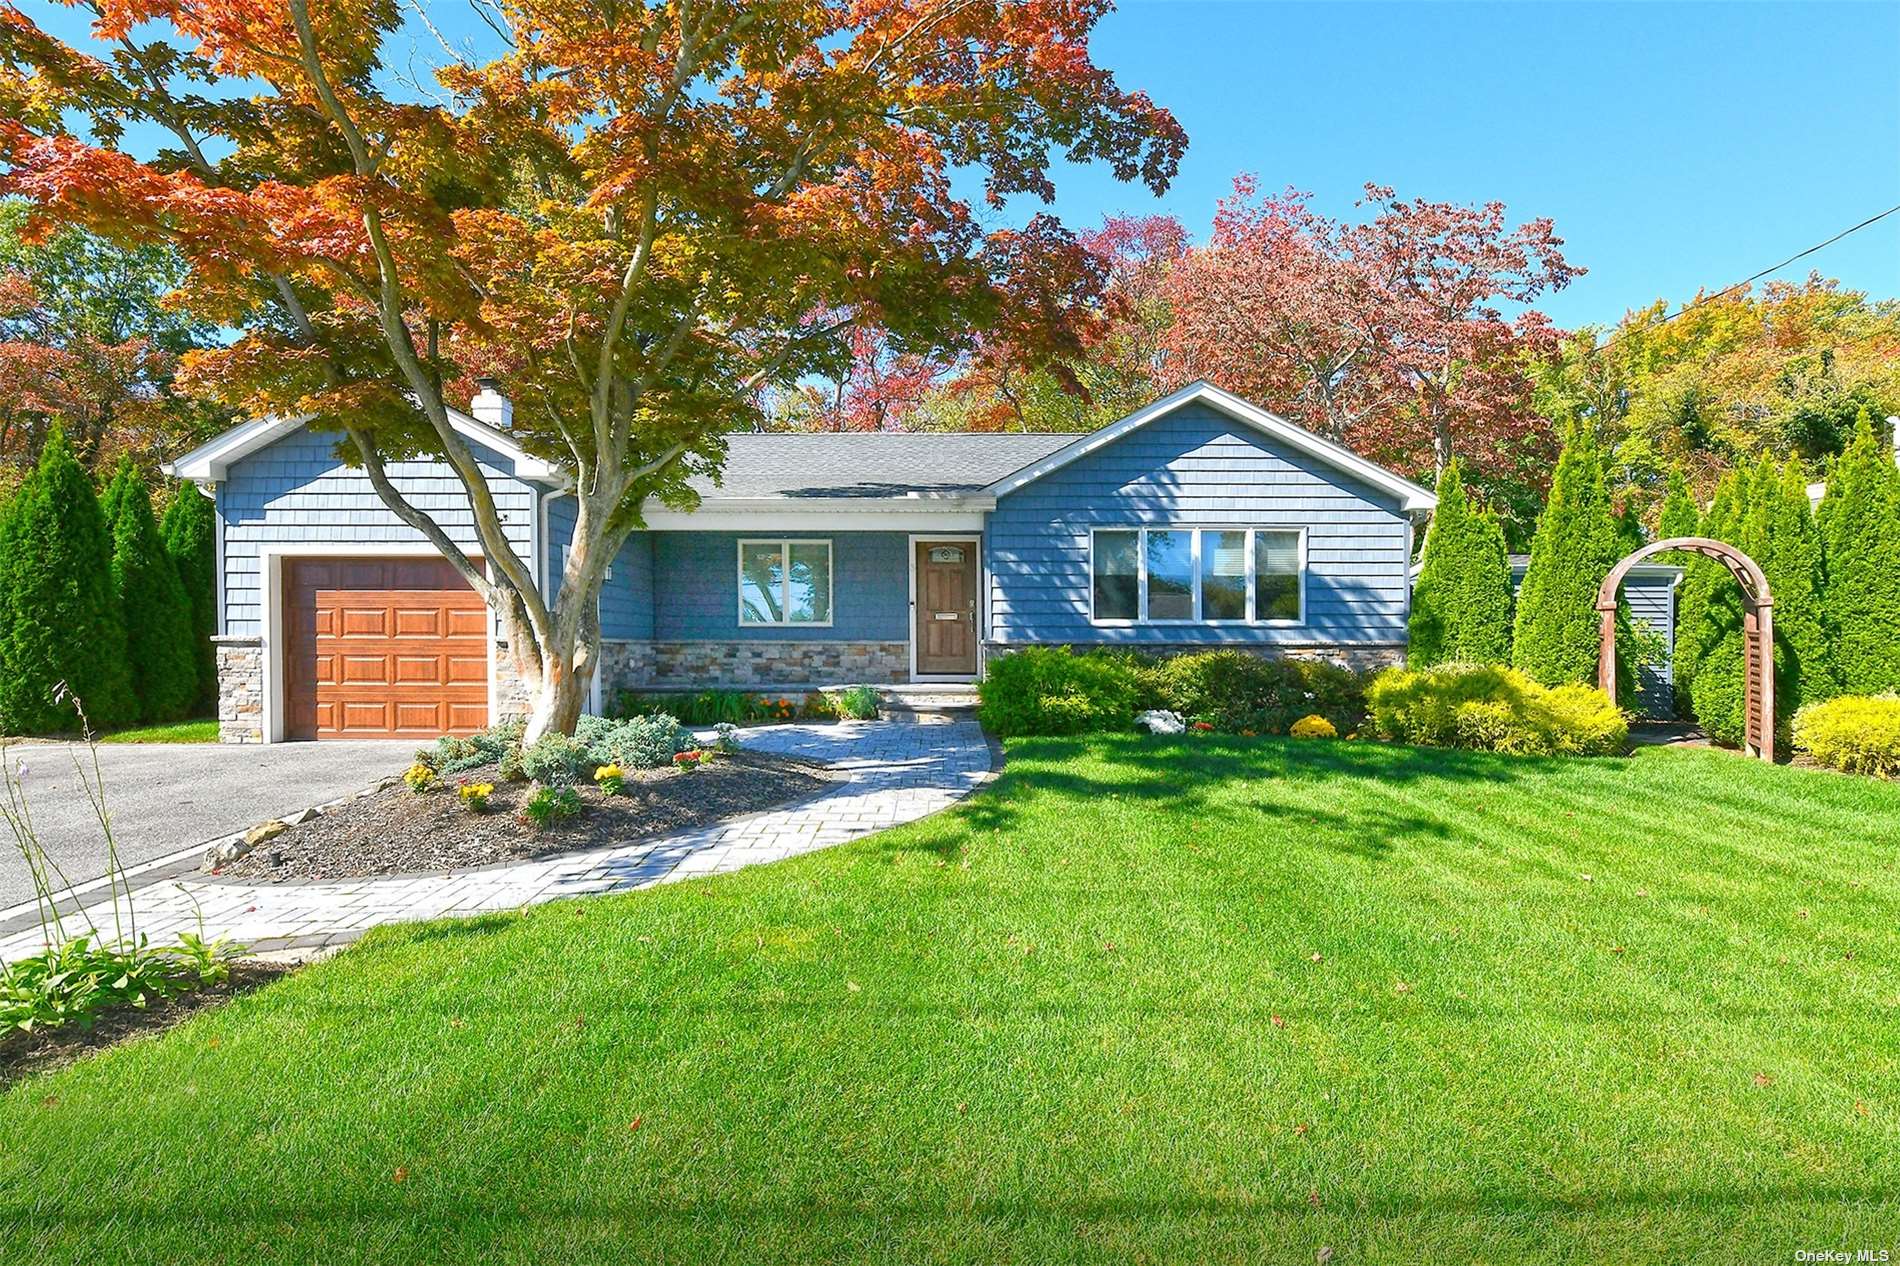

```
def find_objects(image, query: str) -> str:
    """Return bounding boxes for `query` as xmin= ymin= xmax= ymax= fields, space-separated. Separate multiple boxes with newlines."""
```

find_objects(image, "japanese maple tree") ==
xmin=0 ymin=0 xmax=1183 ymax=739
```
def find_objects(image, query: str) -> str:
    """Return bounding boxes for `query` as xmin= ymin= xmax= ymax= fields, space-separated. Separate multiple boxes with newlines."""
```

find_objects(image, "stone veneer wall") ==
xmin=491 ymin=640 xmax=536 ymax=725
xmin=980 ymin=641 xmax=1405 ymax=675
xmin=214 ymin=635 xmax=264 ymax=744
xmin=605 ymin=640 xmax=911 ymax=690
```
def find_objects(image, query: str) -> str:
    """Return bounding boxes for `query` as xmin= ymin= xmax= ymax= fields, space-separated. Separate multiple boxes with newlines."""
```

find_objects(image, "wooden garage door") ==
xmin=284 ymin=558 xmax=488 ymax=740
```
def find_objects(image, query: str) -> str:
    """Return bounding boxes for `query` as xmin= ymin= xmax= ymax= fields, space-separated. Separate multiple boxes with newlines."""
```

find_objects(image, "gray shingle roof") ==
xmin=687 ymin=431 xmax=1082 ymax=500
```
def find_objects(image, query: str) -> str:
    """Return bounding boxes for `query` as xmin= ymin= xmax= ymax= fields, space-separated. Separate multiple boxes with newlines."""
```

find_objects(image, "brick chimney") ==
xmin=471 ymin=377 xmax=513 ymax=430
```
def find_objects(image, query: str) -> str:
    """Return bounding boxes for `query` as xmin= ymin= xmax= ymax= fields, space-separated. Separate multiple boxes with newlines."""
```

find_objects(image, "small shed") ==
xmin=1509 ymin=556 xmax=1683 ymax=719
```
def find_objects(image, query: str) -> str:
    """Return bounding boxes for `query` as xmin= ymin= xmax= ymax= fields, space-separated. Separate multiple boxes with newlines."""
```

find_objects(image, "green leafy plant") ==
xmin=713 ymin=722 xmax=742 ymax=752
xmin=977 ymin=647 xmax=1141 ymax=737
xmin=585 ymin=713 xmax=695 ymax=770
xmin=519 ymin=785 xmax=583 ymax=831
xmin=830 ymin=685 xmax=881 ymax=721
xmin=1366 ymin=663 xmax=1628 ymax=757
xmin=1794 ymin=694 xmax=1900 ymax=777
xmin=613 ymin=689 xmax=770 ymax=726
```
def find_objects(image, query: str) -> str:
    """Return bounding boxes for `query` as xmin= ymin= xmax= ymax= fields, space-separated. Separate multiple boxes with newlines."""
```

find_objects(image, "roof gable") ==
xmin=162 ymin=409 xmax=567 ymax=486
xmin=983 ymin=381 xmax=1436 ymax=512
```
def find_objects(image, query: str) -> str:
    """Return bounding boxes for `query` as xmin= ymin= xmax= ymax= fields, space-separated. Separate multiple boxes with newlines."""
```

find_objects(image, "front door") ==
xmin=914 ymin=540 xmax=978 ymax=677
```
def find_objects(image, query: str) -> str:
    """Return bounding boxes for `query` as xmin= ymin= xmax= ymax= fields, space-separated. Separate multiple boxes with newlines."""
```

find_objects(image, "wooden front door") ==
xmin=914 ymin=540 xmax=978 ymax=677
xmin=284 ymin=557 xmax=489 ymax=740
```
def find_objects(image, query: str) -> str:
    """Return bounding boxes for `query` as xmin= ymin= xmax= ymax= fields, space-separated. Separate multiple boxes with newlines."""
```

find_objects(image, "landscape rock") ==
xmin=202 ymin=834 xmax=248 ymax=869
xmin=244 ymin=820 xmax=288 ymax=847
xmin=283 ymin=807 xmax=320 ymax=825
xmin=1135 ymin=709 xmax=1186 ymax=736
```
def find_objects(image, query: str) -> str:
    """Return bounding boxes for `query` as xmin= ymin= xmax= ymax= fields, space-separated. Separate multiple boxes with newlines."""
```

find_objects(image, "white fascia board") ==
xmin=158 ymin=408 xmax=570 ymax=487
xmin=982 ymin=380 xmax=1438 ymax=513
xmin=642 ymin=501 xmax=989 ymax=533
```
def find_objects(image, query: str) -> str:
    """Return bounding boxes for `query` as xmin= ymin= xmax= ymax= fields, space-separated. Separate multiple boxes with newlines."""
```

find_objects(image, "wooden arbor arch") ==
xmin=1597 ymin=537 xmax=1776 ymax=761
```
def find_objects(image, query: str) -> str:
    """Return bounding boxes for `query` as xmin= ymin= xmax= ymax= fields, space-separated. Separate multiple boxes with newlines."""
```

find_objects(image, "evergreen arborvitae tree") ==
xmin=99 ymin=455 xmax=138 ymax=539
xmin=161 ymin=483 xmax=219 ymax=714
xmin=1512 ymin=423 xmax=1626 ymax=688
xmin=1408 ymin=459 xmax=1513 ymax=667
xmin=1673 ymin=468 xmax=1743 ymax=718
xmin=1819 ymin=407 xmax=1900 ymax=695
xmin=1754 ymin=457 xmax=1836 ymax=715
xmin=1656 ymin=468 xmax=1700 ymax=542
xmin=1688 ymin=464 xmax=1765 ymax=746
xmin=106 ymin=464 xmax=199 ymax=723
xmin=0 ymin=427 xmax=136 ymax=733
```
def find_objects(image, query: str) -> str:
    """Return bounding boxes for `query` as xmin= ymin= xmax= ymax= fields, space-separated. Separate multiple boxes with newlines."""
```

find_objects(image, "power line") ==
xmin=1598 ymin=201 xmax=1900 ymax=349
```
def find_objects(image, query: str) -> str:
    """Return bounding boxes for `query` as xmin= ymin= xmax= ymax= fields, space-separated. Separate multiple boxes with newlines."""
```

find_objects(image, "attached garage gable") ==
xmin=284 ymin=558 xmax=488 ymax=740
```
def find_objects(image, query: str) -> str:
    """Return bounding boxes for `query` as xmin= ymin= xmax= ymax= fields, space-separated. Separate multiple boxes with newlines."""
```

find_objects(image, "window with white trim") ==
xmin=1090 ymin=527 xmax=1304 ymax=624
xmin=739 ymin=539 xmax=833 ymax=626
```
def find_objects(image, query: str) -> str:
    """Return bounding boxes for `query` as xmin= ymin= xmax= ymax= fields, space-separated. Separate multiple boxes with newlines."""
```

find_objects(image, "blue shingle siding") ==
xmin=649 ymin=531 xmax=910 ymax=642
xmin=1624 ymin=571 xmax=1677 ymax=717
xmin=545 ymin=495 xmax=653 ymax=640
xmin=986 ymin=402 xmax=1412 ymax=647
xmin=218 ymin=427 xmax=536 ymax=635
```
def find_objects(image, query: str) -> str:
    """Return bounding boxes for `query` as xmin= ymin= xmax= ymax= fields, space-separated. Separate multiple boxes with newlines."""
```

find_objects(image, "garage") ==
xmin=283 ymin=557 xmax=489 ymax=740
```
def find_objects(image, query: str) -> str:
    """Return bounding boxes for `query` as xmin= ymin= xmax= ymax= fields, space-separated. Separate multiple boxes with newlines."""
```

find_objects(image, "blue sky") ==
xmin=22 ymin=1 xmax=1899 ymax=330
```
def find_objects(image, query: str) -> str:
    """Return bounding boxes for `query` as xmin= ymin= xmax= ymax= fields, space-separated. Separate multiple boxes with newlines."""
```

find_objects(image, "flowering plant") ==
xmin=1290 ymin=714 xmax=1338 ymax=740
xmin=402 ymin=762 xmax=437 ymax=793
xmin=771 ymin=698 xmax=797 ymax=720
xmin=1189 ymin=720 xmax=1215 ymax=734
xmin=594 ymin=763 xmax=627 ymax=796
xmin=457 ymin=781 xmax=496 ymax=812
xmin=673 ymin=749 xmax=706 ymax=771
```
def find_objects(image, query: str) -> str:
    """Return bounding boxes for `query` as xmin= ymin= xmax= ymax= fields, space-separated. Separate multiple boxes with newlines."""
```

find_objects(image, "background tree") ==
xmin=1512 ymin=423 xmax=1625 ymax=690
xmin=0 ymin=426 xmax=134 ymax=733
xmin=161 ymin=482 xmax=219 ymax=714
xmin=1164 ymin=179 xmax=1580 ymax=535
xmin=1 ymin=0 xmax=1184 ymax=742
xmin=104 ymin=459 xmax=197 ymax=722
xmin=1407 ymin=459 xmax=1511 ymax=666
xmin=0 ymin=199 xmax=220 ymax=485
xmin=1819 ymin=408 xmax=1900 ymax=695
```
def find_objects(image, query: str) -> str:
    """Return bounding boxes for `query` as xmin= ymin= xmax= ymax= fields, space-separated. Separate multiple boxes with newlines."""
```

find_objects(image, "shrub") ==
xmin=103 ymin=460 xmax=198 ymax=724
xmin=520 ymin=733 xmax=591 ymax=786
xmin=1366 ymin=663 xmax=1628 ymax=757
xmin=1289 ymin=714 xmax=1337 ymax=739
xmin=1409 ymin=459 xmax=1513 ymax=667
xmin=713 ymin=722 xmax=741 ymax=752
xmin=160 ymin=481 xmax=219 ymax=714
xmin=0 ymin=426 xmax=136 ymax=733
xmin=1794 ymin=695 xmax=1900 ymax=777
xmin=586 ymin=713 xmax=695 ymax=770
xmin=519 ymin=785 xmax=583 ymax=830
xmin=1149 ymin=650 xmax=1365 ymax=736
xmin=977 ymin=647 xmax=1139 ymax=737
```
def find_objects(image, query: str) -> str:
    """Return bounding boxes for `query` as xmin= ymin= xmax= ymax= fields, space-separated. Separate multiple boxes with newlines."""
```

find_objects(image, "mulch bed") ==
xmin=212 ymin=750 xmax=841 ymax=883
xmin=0 ymin=960 xmax=293 ymax=1086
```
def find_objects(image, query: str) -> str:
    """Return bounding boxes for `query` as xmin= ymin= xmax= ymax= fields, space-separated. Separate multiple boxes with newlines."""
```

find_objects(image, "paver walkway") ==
xmin=0 ymin=718 xmax=993 ymax=963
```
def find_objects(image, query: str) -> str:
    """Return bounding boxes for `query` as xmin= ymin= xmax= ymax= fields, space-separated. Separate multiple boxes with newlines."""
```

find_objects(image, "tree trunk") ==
xmin=520 ymin=649 xmax=592 ymax=745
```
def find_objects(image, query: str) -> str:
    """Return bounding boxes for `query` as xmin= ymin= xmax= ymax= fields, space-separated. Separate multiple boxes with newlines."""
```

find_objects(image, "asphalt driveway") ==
xmin=0 ymin=741 xmax=411 ymax=909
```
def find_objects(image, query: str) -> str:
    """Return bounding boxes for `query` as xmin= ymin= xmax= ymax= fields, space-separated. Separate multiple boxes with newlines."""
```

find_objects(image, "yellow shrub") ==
xmin=1794 ymin=694 xmax=1900 ymax=777
xmin=1289 ymin=714 xmax=1337 ymax=739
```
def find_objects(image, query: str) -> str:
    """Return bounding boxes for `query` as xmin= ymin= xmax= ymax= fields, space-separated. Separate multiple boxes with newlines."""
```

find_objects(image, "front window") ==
xmin=739 ymin=540 xmax=833 ymax=626
xmin=1090 ymin=527 xmax=1304 ymax=624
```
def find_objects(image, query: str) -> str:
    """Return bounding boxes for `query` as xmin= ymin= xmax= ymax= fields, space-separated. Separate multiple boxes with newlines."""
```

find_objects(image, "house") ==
xmin=164 ymin=381 xmax=1435 ymax=743
xmin=1508 ymin=556 xmax=1681 ymax=719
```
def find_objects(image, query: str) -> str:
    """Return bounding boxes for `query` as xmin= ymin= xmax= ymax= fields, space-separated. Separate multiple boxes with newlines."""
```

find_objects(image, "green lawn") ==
xmin=3 ymin=736 xmax=1898 ymax=1263
xmin=95 ymin=717 xmax=219 ymax=744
